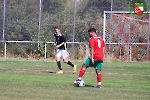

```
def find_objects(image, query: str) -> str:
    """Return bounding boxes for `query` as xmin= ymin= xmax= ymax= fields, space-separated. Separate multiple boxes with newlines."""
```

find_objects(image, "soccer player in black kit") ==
xmin=54 ymin=26 xmax=77 ymax=74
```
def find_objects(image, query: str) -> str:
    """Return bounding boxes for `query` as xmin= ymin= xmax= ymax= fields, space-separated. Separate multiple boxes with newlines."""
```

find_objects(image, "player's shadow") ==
xmin=49 ymin=71 xmax=56 ymax=73
xmin=85 ymin=84 xmax=94 ymax=87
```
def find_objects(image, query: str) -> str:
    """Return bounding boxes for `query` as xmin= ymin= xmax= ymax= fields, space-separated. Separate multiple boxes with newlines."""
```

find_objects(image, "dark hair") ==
xmin=54 ymin=26 xmax=60 ymax=30
xmin=88 ymin=28 xmax=96 ymax=33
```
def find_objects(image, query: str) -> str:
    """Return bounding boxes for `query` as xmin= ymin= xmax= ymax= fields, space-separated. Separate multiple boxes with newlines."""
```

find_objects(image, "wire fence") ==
xmin=0 ymin=0 xmax=150 ymax=61
xmin=103 ymin=11 xmax=150 ymax=62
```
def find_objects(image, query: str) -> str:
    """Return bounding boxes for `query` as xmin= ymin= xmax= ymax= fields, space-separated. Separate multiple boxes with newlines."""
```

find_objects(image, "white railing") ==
xmin=2 ymin=41 xmax=89 ymax=61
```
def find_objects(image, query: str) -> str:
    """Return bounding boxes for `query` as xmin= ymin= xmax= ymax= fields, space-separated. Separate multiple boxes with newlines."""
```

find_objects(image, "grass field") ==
xmin=0 ymin=60 xmax=150 ymax=100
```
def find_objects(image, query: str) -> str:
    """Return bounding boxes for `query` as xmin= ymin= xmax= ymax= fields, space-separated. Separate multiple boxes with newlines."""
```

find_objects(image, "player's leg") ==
xmin=56 ymin=49 xmax=63 ymax=74
xmin=63 ymin=59 xmax=74 ymax=67
xmin=77 ymin=64 xmax=87 ymax=81
xmin=62 ymin=50 xmax=77 ymax=73
xmin=95 ymin=61 xmax=103 ymax=88
xmin=76 ymin=58 xmax=92 ymax=81
xmin=64 ymin=59 xmax=77 ymax=74
xmin=56 ymin=57 xmax=62 ymax=70
xmin=95 ymin=69 xmax=102 ymax=88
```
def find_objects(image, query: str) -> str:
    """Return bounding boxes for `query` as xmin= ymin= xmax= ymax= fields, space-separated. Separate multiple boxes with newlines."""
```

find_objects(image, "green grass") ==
xmin=0 ymin=60 xmax=150 ymax=100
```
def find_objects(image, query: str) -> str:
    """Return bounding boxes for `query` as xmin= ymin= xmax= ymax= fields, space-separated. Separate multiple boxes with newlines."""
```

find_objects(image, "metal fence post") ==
xmin=149 ymin=10 xmax=150 ymax=61
xmin=85 ymin=44 xmax=88 ymax=59
xmin=147 ymin=0 xmax=150 ymax=61
xmin=44 ymin=42 xmax=47 ymax=61
xmin=4 ymin=41 xmax=6 ymax=59
xmin=38 ymin=0 xmax=42 ymax=50
xmin=2 ymin=0 xmax=6 ymax=43
xmin=103 ymin=11 xmax=106 ymax=42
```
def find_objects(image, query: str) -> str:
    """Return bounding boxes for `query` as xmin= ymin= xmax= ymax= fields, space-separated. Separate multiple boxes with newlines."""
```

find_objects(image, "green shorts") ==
xmin=84 ymin=58 xmax=103 ymax=70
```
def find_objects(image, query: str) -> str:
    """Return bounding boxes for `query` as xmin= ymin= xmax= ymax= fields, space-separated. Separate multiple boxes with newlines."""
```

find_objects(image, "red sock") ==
xmin=97 ymin=73 xmax=102 ymax=85
xmin=78 ymin=69 xmax=85 ymax=79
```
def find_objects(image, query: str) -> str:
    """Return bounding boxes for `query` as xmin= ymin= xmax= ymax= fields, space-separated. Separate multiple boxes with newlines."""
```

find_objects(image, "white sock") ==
xmin=78 ymin=77 xmax=81 ymax=80
xmin=98 ymin=82 xmax=101 ymax=86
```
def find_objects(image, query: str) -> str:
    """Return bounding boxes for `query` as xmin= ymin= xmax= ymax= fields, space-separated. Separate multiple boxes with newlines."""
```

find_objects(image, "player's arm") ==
xmin=89 ymin=47 xmax=94 ymax=58
xmin=89 ymin=38 xmax=95 ymax=64
xmin=103 ymin=47 xmax=105 ymax=53
xmin=90 ymin=47 xmax=94 ymax=64
xmin=56 ymin=42 xmax=65 ymax=48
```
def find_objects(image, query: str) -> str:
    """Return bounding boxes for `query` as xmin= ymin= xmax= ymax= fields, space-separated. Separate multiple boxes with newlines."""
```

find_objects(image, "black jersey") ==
xmin=54 ymin=33 xmax=66 ymax=50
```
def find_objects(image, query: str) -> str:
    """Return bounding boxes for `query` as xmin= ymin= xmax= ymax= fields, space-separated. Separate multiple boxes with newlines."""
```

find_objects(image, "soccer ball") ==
xmin=74 ymin=80 xmax=85 ymax=87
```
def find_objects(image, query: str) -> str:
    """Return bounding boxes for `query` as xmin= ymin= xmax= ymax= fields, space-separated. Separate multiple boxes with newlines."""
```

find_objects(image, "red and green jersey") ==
xmin=89 ymin=36 xmax=105 ymax=61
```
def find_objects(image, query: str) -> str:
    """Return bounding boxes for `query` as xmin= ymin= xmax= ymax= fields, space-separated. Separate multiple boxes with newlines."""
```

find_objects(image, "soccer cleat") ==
xmin=95 ymin=85 xmax=102 ymax=89
xmin=73 ymin=65 xmax=77 ymax=74
xmin=57 ymin=70 xmax=63 ymax=74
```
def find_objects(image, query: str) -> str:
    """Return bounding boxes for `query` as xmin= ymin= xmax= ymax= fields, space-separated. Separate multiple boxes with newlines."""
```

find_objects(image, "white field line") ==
xmin=14 ymin=69 xmax=150 ymax=77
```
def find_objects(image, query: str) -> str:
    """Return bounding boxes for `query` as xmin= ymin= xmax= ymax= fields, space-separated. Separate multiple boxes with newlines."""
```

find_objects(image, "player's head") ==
xmin=54 ymin=26 xmax=60 ymax=34
xmin=54 ymin=26 xmax=60 ymax=30
xmin=88 ymin=28 xmax=96 ymax=37
xmin=88 ymin=28 xmax=96 ymax=33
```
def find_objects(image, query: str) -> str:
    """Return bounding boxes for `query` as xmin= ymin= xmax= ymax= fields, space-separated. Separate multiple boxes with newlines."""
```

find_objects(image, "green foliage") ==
xmin=39 ymin=43 xmax=45 ymax=56
xmin=0 ymin=0 xmax=130 ymax=42
xmin=0 ymin=0 xmax=139 ymax=59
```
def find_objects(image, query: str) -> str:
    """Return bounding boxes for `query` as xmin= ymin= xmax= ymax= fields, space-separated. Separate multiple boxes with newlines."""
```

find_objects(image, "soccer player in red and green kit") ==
xmin=75 ymin=28 xmax=105 ymax=88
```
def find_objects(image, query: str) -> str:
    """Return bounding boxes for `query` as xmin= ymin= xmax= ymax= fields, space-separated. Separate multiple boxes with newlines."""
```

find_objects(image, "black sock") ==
xmin=67 ymin=61 xmax=74 ymax=67
xmin=57 ymin=61 xmax=62 ymax=70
